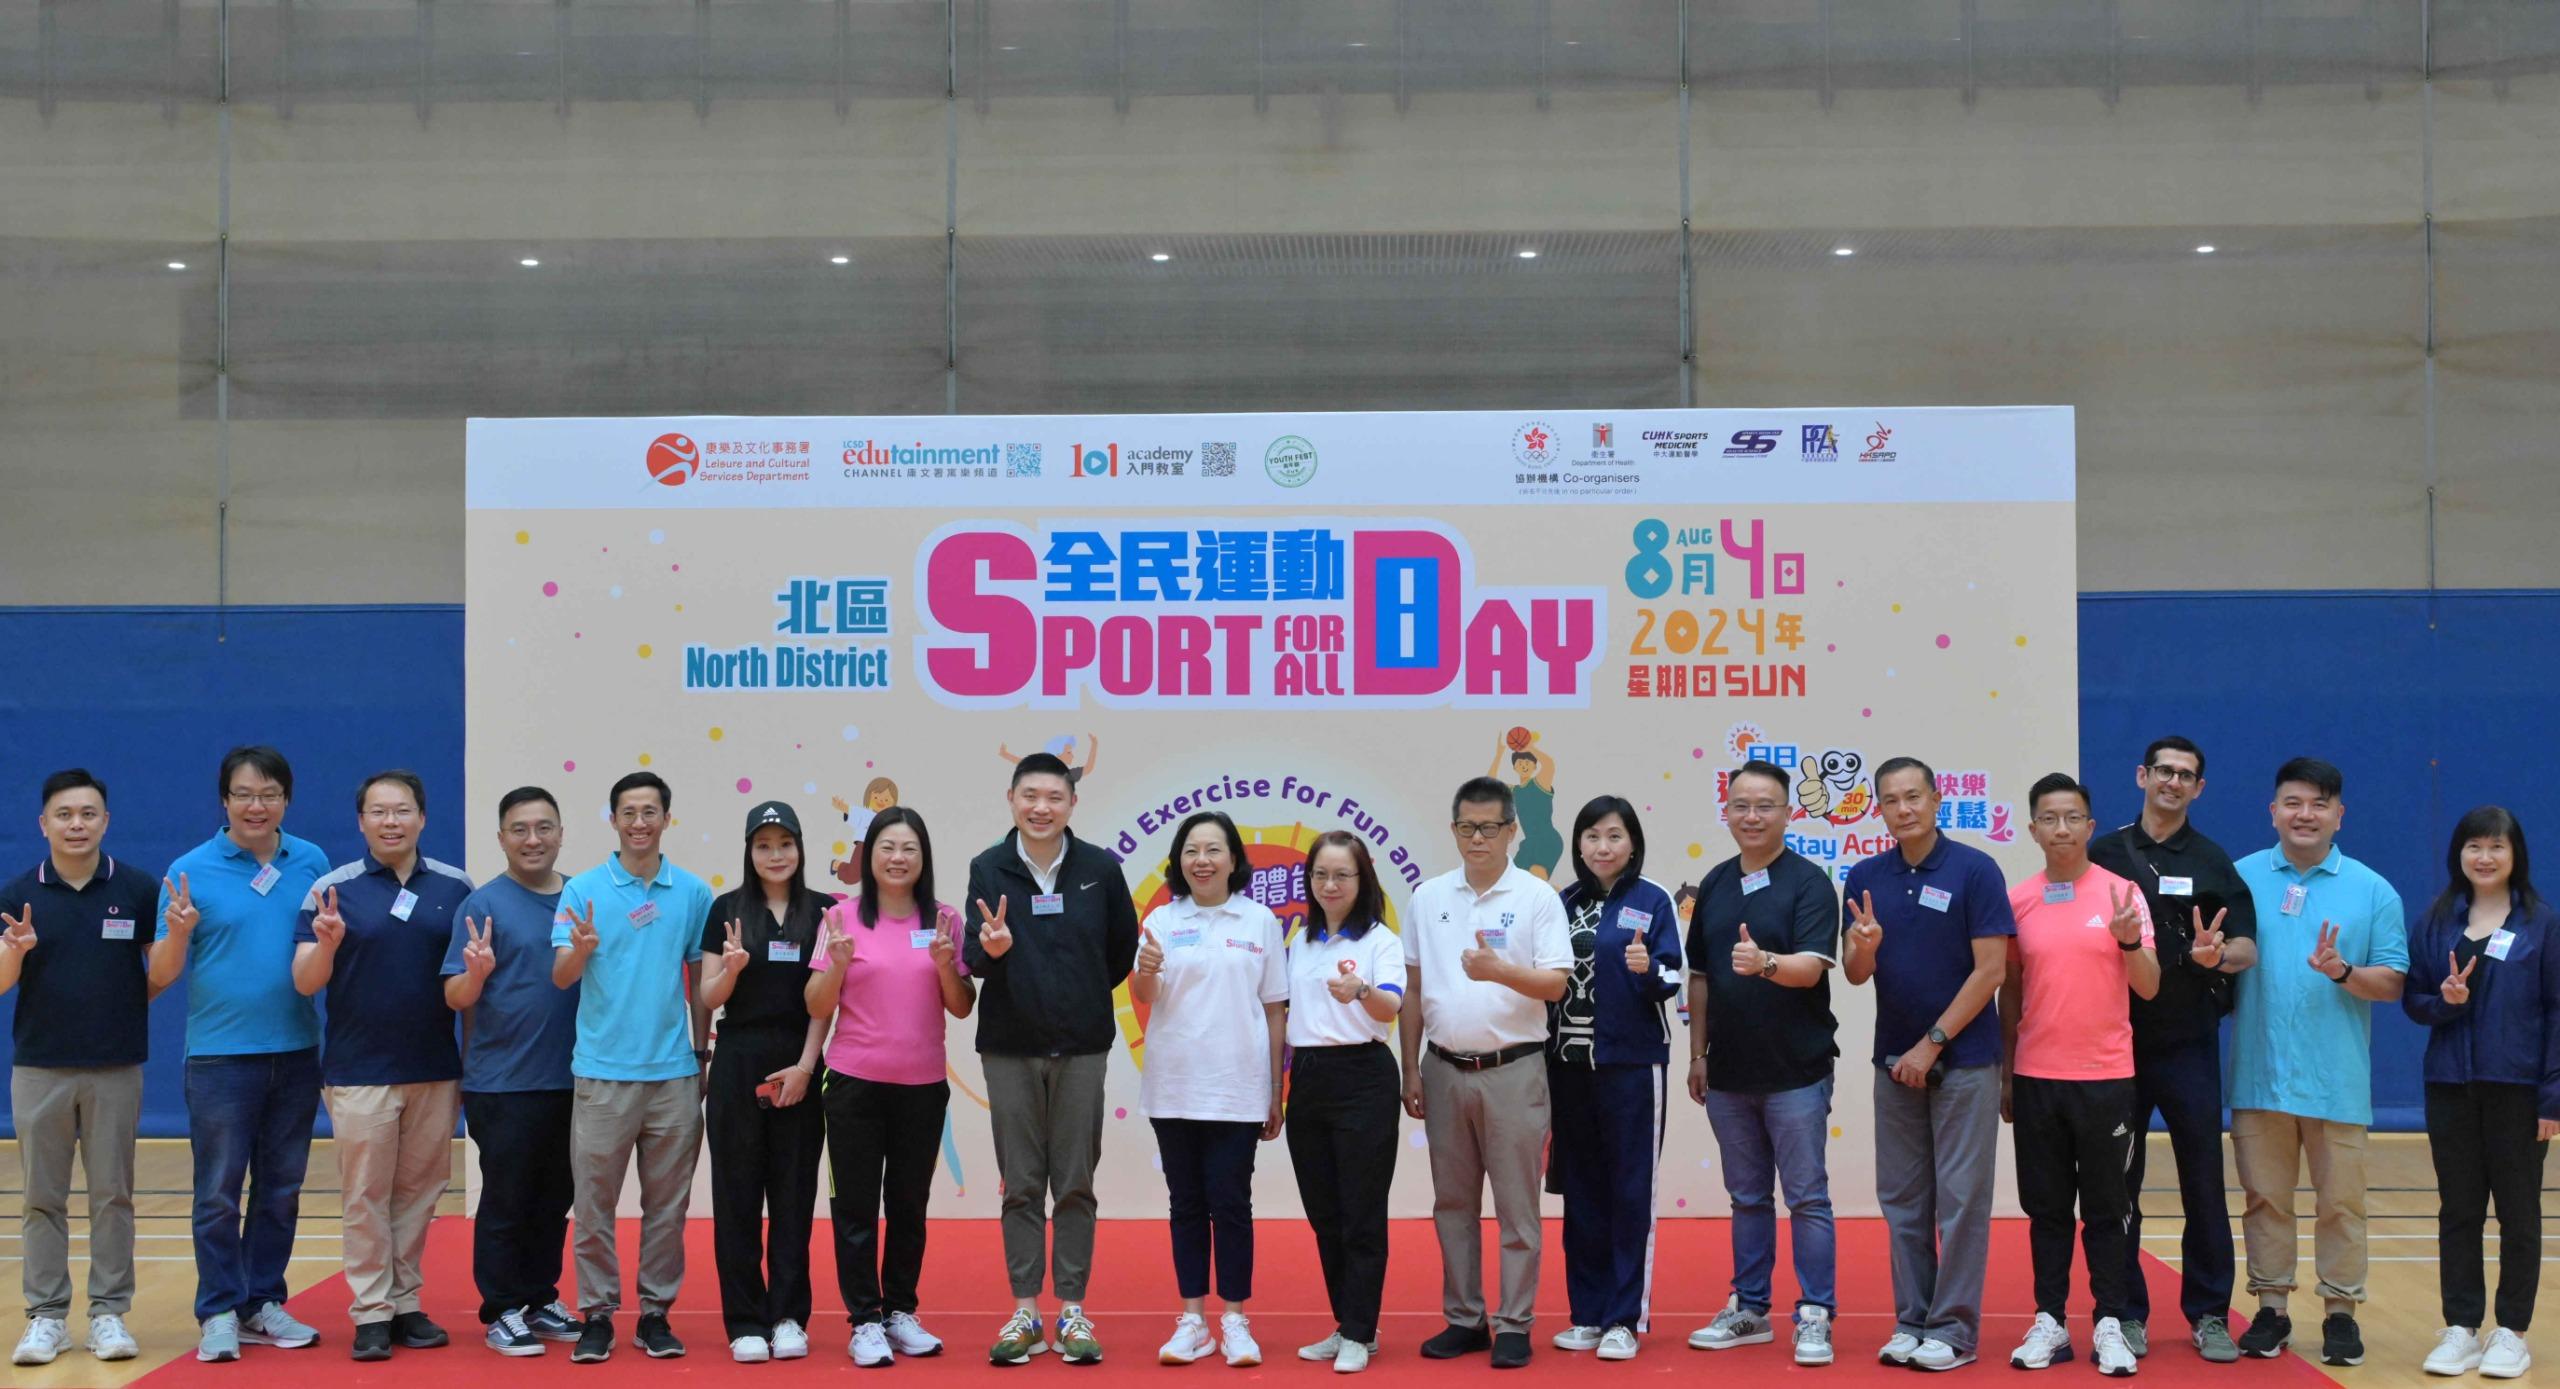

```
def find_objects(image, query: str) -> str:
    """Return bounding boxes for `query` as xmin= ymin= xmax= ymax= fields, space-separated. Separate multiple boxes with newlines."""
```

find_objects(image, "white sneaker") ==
xmin=1879 ymin=1331 xmax=1923 ymax=1365
xmin=1914 ymin=1337 xmax=1977 ymax=1371
xmin=1691 ymin=1295 xmax=1775 ymax=1350
xmin=850 ymin=1322 xmax=893 ymax=1367
xmin=2481 ymin=1328 xmax=2531 ymax=1379
xmin=1220 ymin=1312 xmax=1261 ymax=1367
xmin=13 ymin=1318 xmax=68 ymax=1366
xmin=1301 ymin=1330 xmax=1348 ymax=1361
xmin=771 ymin=1319 xmax=808 ymax=1360
xmin=1556 ymin=1324 xmax=1606 ymax=1351
xmin=240 ymin=1300 xmax=318 ymax=1349
xmin=1159 ymin=1313 xmax=1215 ymax=1365
xmin=731 ymin=1334 xmax=772 ymax=1363
xmin=2094 ymin=1317 xmax=2138 ymax=1377
xmin=1335 ymin=1337 xmax=1371 ymax=1373
xmin=883 ymin=1311 xmax=942 ymax=1357
xmin=2428 ymin=1326 xmax=2486 ymax=1376
xmin=2012 ymin=1313 xmax=2073 ymax=1370
xmin=1599 ymin=1326 xmax=1640 ymax=1361
xmin=87 ymin=1313 xmax=139 ymax=1361
xmin=1795 ymin=1306 xmax=1836 ymax=1366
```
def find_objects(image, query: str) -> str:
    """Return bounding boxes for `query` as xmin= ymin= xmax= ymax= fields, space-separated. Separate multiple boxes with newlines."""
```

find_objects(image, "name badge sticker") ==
xmin=102 ymin=916 xmax=135 ymax=941
xmin=1918 ymin=885 xmax=1953 ymax=913
xmin=1166 ymin=927 xmax=1204 ymax=950
xmin=1477 ymin=925 xmax=1510 ymax=950
xmin=2042 ymin=882 xmax=2075 ymax=905
xmin=767 ymin=940 xmax=802 ymax=964
xmin=2158 ymin=876 xmax=2194 ymax=897
xmin=2280 ymin=884 xmax=2307 ymax=917
xmin=908 ymin=928 xmax=938 ymax=950
xmin=1031 ymin=893 xmax=1065 ymax=916
xmin=1617 ymin=907 xmax=1654 ymax=932
xmin=2488 ymin=929 xmax=2517 ymax=962
xmin=250 ymin=862 xmax=281 ymax=896
xmin=1741 ymin=869 xmax=1772 ymax=895
xmin=628 ymin=900 xmax=659 ymax=929
xmin=391 ymin=888 xmax=419 ymax=921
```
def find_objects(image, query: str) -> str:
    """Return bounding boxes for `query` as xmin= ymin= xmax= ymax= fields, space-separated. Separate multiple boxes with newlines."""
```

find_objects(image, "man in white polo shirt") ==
xmin=1399 ymin=776 xmax=1571 ymax=1371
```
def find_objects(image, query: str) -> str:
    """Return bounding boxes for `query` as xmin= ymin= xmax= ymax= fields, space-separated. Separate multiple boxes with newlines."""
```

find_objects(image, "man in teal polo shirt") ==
xmin=153 ymin=746 xmax=331 ymax=1364
xmin=549 ymin=771 xmax=711 ymax=1364
xmin=2226 ymin=757 xmax=2407 ymax=1370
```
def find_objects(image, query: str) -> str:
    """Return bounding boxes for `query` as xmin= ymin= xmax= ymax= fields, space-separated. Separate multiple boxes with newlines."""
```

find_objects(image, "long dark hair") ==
xmin=734 ymin=821 xmax=822 ymax=945
xmin=1567 ymin=795 xmax=1648 ymax=902
xmin=2432 ymin=805 xmax=2539 ymax=920
xmin=858 ymin=805 xmax=939 ymax=927
xmin=1305 ymin=831 xmax=1386 ymax=942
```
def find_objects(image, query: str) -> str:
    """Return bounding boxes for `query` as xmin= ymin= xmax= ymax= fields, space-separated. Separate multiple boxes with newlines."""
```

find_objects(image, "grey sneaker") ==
xmin=241 ymin=1300 xmax=319 ymax=1349
xmin=2192 ymin=1316 xmax=2240 ymax=1364
xmin=1794 ymin=1306 xmax=1836 ymax=1366
xmin=197 ymin=1313 xmax=242 ymax=1363
xmin=2123 ymin=1321 xmax=2148 ymax=1359
xmin=1689 ymin=1295 xmax=1774 ymax=1350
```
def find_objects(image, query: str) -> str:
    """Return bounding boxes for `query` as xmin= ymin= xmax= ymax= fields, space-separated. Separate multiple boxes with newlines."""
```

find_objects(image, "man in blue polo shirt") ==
xmin=1841 ymin=756 xmax=2014 ymax=1373
xmin=443 ymin=786 xmax=584 ymax=1356
xmin=154 ymin=745 xmax=330 ymax=1364
xmin=5 ymin=770 xmax=159 ymax=1368
xmin=550 ymin=771 xmax=712 ymax=1364
xmin=292 ymin=770 xmax=473 ymax=1361
xmin=2227 ymin=757 xmax=2407 ymax=1369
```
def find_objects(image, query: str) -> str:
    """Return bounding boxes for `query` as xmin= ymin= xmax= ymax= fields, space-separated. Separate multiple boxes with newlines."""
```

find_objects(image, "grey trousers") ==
xmin=1872 ymin=1062 xmax=2000 ymax=1353
xmin=571 ymin=1076 xmax=703 ymax=1318
xmin=982 ymin=1052 xmax=1107 ymax=1303
xmin=1420 ymin=1050 xmax=1551 ymax=1335
xmin=12 ymin=1065 xmax=142 ymax=1319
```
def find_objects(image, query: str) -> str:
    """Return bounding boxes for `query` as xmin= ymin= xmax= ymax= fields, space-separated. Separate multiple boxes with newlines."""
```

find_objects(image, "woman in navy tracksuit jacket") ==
xmin=1544 ymin=795 xmax=1684 ymax=1358
xmin=2402 ymin=805 xmax=2560 ymax=1368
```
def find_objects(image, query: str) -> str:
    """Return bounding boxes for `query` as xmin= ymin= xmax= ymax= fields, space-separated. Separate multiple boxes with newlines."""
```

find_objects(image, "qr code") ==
xmin=1200 ymin=441 xmax=1237 ymax=476
xmin=1005 ymin=442 xmax=1041 ymax=477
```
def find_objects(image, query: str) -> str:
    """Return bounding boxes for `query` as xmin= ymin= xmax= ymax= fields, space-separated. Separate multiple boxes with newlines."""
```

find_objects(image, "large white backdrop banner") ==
xmin=464 ymin=407 xmax=2075 ymax=1219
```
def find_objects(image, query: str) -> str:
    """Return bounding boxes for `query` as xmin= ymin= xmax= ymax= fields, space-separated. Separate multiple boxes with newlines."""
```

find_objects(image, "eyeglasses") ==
xmin=1452 ymin=820 xmax=1515 ymax=840
xmin=362 ymin=807 xmax=419 ymax=825
xmin=2145 ymin=765 xmax=2201 ymax=785
xmin=226 ymin=790 xmax=286 ymax=808
xmin=616 ymin=807 xmax=666 ymax=824
xmin=1310 ymin=870 xmax=1361 ymax=887
xmin=502 ymin=822 xmax=560 ymax=841
xmin=1728 ymin=801 xmax=1786 ymax=818
xmin=2031 ymin=812 xmax=2091 ymax=829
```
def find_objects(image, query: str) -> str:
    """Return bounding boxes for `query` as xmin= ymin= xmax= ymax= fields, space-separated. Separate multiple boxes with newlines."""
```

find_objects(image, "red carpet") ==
xmin=138 ymin=1218 xmax=2340 ymax=1385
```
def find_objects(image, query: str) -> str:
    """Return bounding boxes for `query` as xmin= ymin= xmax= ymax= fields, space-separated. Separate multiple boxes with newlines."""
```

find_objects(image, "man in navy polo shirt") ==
xmin=155 ymin=745 xmax=330 ymax=1364
xmin=444 ymin=786 xmax=584 ymax=1356
xmin=5 ymin=770 xmax=159 ymax=1368
xmin=1842 ymin=756 xmax=2015 ymax=1372
xmin=292 ymin=770 xmax=473 ymax=1361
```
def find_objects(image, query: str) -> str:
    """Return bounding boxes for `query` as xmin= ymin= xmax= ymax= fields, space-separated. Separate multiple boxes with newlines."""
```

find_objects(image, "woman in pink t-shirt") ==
xmin=804 ymin=807 xmax=975 ymax=1367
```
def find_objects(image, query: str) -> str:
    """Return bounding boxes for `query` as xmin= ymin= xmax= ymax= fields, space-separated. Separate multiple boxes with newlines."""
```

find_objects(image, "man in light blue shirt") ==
xmin=548 ymin=771 xmax=711 ymax=1363
xmin=2225 ymin=757 xmax=2407 ymax=1370
xmin=151 ymin=746 xmax=331 ymax=1363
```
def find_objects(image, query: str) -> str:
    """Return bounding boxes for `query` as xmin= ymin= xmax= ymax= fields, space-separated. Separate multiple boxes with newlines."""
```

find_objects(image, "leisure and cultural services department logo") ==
xmin=645 ymin=432 xmax=700 ymax=486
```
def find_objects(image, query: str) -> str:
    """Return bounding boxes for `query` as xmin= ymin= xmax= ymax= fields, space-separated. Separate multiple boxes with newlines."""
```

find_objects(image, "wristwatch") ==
xmin=1925 ymin=1026 xmax=1950 ymax=1047
xmin=693 ymin=1048 xmax=713 ymax=1063
xmin=2117 ymin=937 xmax=2143 ymax=952
xmin=1354 ymin=982 xmax=1371 ymax=1001
xmin=1759 ymin=950 xmax=1780 ymax=978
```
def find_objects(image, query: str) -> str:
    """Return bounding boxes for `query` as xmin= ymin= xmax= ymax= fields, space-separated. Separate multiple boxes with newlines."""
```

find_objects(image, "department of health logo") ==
xmin=645 ymin=432 xmax=700 ymax=487
xmin=1264 ymin=435 xmax=1318 ymax=488
xmin=1513 ymin=420 xmax=1560 ymax=467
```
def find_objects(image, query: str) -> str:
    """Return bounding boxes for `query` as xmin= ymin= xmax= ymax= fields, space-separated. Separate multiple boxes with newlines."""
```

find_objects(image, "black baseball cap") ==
xmin=745 ymin=800 xmax=802 ymax=838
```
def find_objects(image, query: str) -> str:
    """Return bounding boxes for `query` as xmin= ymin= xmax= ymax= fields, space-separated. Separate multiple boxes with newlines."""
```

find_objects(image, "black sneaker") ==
xmin=571 ymin=1314 xmax=614 ymax=1364
xmin=351 ymin=1321 xmax=394 ymax=1362
xmin=2319 ymin=1314 xmax=2363 ymax=1367
xmin=485 ymin=1310 xmax=544 ymax=1358
xmin=391 ymin=1311 xmax=449 ymax=1349
xmin=2235 ymin=1309 xmax=2290 ymax=1359
xmin=1491 ymin=1331 xmax=1532 ymax=1369
xmin=525 ymin=1303 xmax=583 ymax=1343
xmin=1421 ymin=1323 xmax=1493 ymax=1359
xmin=634 ymin=1312 xmax=685 ymax=1359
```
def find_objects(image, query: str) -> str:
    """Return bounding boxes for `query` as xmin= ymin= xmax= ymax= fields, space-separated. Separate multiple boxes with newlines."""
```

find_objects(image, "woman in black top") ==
xmin=697 ymin=800 xmax=830 ymax=1363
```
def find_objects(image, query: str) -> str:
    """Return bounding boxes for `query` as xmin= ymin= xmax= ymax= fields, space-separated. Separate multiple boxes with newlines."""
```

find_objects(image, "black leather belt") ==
xmin=1428 ymin=1040 xmax=1543 ymax=1071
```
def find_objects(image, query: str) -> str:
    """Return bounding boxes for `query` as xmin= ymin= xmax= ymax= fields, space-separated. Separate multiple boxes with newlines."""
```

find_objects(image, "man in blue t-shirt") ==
xmin=292 ymin=770 xmax=473 ymax=1362
xmin=154 ymin=746 xmax=330 ymax=1364
xmin=1840 ymin=757 xmax=2015 ymax=1372
xmin=548 ymin=771 xmax=711 ymax=1364
xmin=441 ymin=786 xmax=583 ymax=1356
xmin=4 ymin=769 xmax=159 ymax=1368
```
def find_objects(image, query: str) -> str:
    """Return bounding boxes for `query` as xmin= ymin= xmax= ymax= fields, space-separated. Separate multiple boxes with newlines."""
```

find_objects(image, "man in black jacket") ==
xmin=962 ymin=753 xmax=1139 ymax=1366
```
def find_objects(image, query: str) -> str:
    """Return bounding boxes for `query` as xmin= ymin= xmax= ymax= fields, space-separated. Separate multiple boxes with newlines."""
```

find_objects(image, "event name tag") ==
xmin=628 ymin=900 xmax=659 ymax=929
xmin=391 ymin=888 xmax=419 ymax=921
xmin=2488 ymin=929 xmax=2517 ymax=962
xmin=1031 ymin=893 xmax=1065 ymax=916
xmin=768 ymin=940 xmax=802 ymax=963
xmin=1477 ymin=926 xmax=1509 ymax=949
xmin=908 ymin=929 xmax=938 ymax=949
xmin=102 ymin=917 xmax=135 ymax=941
xmin=1618 ymin=907 xmax=1654 ymax=931
xmin=2158 ymin=876 xmax=2194 ymax=897
xmin=250 ymin=863 xmax=281 ymax=896
xmin=2043 ymin=882 xmax=2075 ymax=905
xmin=2281 ymin=884 xmax=2307 ymax=917
xmin=1166 ymin=927 xmax=1203 ymax=950
xmin=1741 ymin=869 xmax=1771 ymax=895
xmin=1918 ymin=886 xmax=1952 ymax=913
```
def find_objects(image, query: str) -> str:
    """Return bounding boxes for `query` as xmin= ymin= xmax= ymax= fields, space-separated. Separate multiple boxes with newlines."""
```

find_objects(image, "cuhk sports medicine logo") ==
xmin=645 ymin=432 xmax=701 ymax=486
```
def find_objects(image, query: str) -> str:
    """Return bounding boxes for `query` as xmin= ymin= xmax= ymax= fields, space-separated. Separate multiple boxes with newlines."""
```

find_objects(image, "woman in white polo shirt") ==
xmin=1133 ymin=811 xmax=1288 ymax=1369
xmin=1283 ymin=830 xmax=1407 ymax=1375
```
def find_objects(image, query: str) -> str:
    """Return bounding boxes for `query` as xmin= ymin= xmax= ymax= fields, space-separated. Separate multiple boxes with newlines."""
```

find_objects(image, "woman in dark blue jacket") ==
xmin=1544 ymin=796 xmax=1684 ymax=1361
xmin=2403 ymin=806 xmax=2559 ymax=1380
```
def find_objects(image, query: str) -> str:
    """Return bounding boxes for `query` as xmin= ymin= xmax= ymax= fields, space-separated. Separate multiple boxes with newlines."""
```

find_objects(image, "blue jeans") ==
xmin=184 ymin=1048 xmax=320 ymax=1324
xmin=1705 ymin=1075 xmax=1837 ymax=1314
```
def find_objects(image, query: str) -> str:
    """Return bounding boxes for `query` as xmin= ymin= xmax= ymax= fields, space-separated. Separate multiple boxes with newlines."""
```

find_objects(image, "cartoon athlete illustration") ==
xmin=1793 ymin=748 xmax=1871 ymax=824
xmin=998 ymin=733 xmax=1099 ymax=789
xmin=826 ymin=776 xmax=902 ymax=886
xmin=1492 ymin=727 xmax=1563 ymax=880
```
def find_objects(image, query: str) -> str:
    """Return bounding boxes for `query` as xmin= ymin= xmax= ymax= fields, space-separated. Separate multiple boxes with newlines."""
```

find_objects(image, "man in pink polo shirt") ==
xmin=1999 ymin=774 xmax=2160 ymax=1378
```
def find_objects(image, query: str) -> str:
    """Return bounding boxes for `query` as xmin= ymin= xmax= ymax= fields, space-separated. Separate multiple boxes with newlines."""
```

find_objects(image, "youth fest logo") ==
xmin=911 ymin=519 xmax=1605 ymax=709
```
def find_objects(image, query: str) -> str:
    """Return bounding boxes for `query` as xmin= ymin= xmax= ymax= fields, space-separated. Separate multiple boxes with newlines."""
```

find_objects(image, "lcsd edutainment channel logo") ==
xmin=645 ymin=432 xmax=700 ymax=486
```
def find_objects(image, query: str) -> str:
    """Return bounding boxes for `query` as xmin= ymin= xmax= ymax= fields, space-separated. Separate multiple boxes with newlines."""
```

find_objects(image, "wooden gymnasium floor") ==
xmin=2 ymin=1134 xmax=2552 ymax=1386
